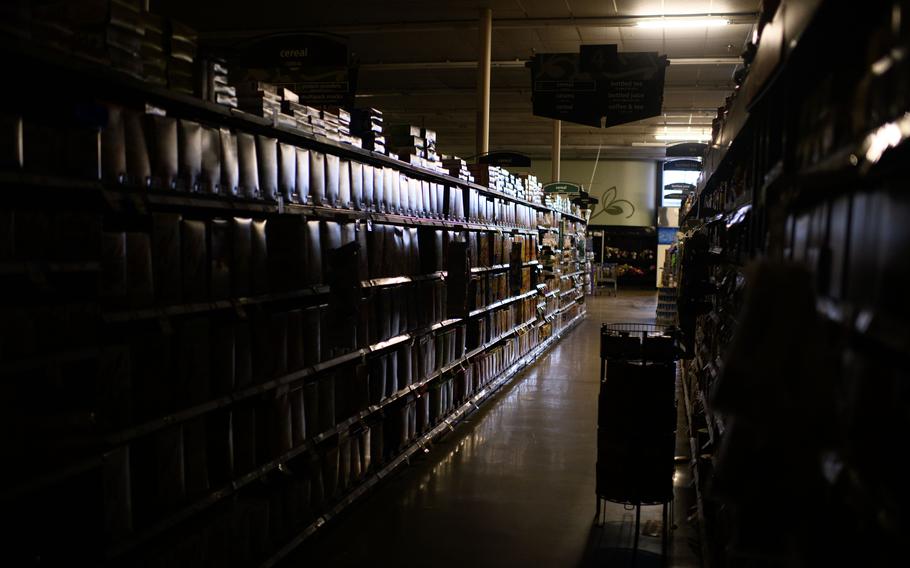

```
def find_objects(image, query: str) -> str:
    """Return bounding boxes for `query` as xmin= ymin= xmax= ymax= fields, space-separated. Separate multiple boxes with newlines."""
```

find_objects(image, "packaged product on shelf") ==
xmin=196 ymin=125 xmax=221 ymax=193
xmin=361 ymin=163 xmax=374 ymax=210
xmin=233 ymin=320 xmax=253 ymax=391
xmin=407 ymin=398 xmax=417 ymax=440
xmin=352 ymin=363 xmax=370 ymax=415
xmin=175 ymin=119 xmax=201 ymax=191
xmin=324 ymin=153 xmax=340 ymax=206
xmin=368 ymin=355 xmax=386 ymax=405
xmin=138 ymin=10 xmax=166 ymax=85
xmin=392 ymin=173 xmax=405 ymax=213
xmin=225 ymin=217 xmax=251 ymax=297
xmin=144 ymin=114 xmax=177 ymax=189
xmin=236 ymin=131 xmax=259 ymax=198
xmin=275 ymin=141 xmax=296 ymax=202
xmin=309 ymin=150 xmax=326 ymax=205
xmin=180 ymin=219 xmax=207 ymax=302
xmin=205 ymin=408 xmax=233 ymax=488
xmin=303 ymin=381 xmax=319 ymax=441
xmin=301 ymin=305 xmax=322 ymax=367
xmin=337 ymin=158 xmax=351 ymax=207
xmin=317 ymin=374 xmax=336 ymax=433
xmin=350 ymin=160 xmax=363 ymax=209
xmin=157 ymin=424 xmax=187 ymax=513
xmin=337 ymin=432 xmax=352 ymax=491
xmin=236 ymin=82 xmax=281 ymax=118
xmin=322 ymin=443 xmax=340 ymax=499
xmin=100 ymin=105 xmax=128 ymax=183
xmin=250 ymin=219 xmax=269 ymax=294
xmin=387 ymin=285 xmax=402 ymax=338
xmin=406 ymin=177 xmax=418 ymax=215
xmin=385 ymin=349 xmax=399 ymax=397
xmin=183 ymin=416 xmax=210 ymax=497
xmin=209 ymin=218 xmax=231 ymax=300
xmin=165 ymin=19 xmax=196 ymax=94
xmin=374 ymin=167 xmax=387 ymax=212
xmin=217 ymin=128 xmax=238 ymax=195
xmin=320 ymin=219 xmax=343 ymax=272
xmin=290 ymin=384 xmax=306 ymax=446
xmin=293 ymin=146 xmax=310 ymax=204
xmin=264 ymin=216 xmax=305 ymax=292
xmin=102 ymin=444 xmax=133 ymax=542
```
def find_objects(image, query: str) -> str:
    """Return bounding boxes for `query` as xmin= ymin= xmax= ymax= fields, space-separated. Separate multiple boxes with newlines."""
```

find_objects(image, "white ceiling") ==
xmin=159 ymin=0 xmax=759 ymax=160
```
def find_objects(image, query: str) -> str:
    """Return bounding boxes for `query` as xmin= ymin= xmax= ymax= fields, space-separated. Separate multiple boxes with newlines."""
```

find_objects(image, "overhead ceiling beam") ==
xmin=378 ymin=107 xmax=719 ymax=114
xmin=360 ymin=57 xmax=741 ymax=71
xmin=356 ymin=84 xmax=731 ymax=97
xmin=199 ymin=12 xmax=758 ymax=38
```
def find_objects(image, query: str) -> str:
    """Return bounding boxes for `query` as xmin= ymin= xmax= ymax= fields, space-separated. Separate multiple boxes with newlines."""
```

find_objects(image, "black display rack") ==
xmin=596 ymin=323 xmax=679 ymax=558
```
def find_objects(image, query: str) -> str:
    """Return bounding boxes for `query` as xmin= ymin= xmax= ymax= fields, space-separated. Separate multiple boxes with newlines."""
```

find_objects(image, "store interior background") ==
xmin=12 ymin=0 xmax=910 ymax=568
xmin=154 ymin=0 xmax=745 ymax=289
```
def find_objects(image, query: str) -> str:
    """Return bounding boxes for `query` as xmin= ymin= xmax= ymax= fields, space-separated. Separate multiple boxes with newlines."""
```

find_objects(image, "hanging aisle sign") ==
xmin=478 ymin=151 xmax=532 ymax=168
xmin=664 ymin=159 xmax=703 ymax=171
xmin=227 ymin=32 xmax=358 ymax=107
xmin=664 ymin=182 xmax=696 ymax=192
xmin=543 ymin=181 xmax=582 ymax=194
xmin=530 ymin=46 xmax=668 ymax=128
xmin=666 ymin=143 xmax=707 ymax=158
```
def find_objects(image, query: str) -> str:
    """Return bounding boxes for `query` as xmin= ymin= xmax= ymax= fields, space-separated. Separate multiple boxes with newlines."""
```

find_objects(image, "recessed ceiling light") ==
xmin=637 ymin=17 xmax=730 ymax=29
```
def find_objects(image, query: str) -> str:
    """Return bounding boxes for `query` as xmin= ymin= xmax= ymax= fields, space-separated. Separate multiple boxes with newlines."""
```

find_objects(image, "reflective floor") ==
xmin=291 ymin=291 xmax=699 ymax=567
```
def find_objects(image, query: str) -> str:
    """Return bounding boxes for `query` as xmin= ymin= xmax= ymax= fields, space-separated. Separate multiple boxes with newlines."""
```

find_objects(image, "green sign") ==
xmin=543 ymin=181 xmax=582 ymax=194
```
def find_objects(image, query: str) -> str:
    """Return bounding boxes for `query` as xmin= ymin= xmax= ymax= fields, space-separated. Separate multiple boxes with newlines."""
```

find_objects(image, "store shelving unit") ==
xmin=676 ymin=1 xmax=910 ymax=566
xmin=0 ymin=30 xmax=588 ymax=568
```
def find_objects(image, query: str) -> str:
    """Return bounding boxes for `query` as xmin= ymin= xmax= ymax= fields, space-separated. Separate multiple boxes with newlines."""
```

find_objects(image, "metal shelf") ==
xmin=0 ymin=34 xmax=591 ymax=565
xmin=0 ymin=261 xmax=101 ymax=276
xmin=105 ymin=310 xmax=565 ymax=561
xmin=468 ymin=289 xmax=538 ymax=318
xmin=103 ymin=286 xmax=331 ymax=324
xmin=258 ymin=310 xmax=586 ymax=568
xmin=560 ymin=270 xmax=585 ymax=280
xmin=0 ymin=170 xmax=546 ymax=236
xmin=0 ymin=36 xmax=555 ymax=215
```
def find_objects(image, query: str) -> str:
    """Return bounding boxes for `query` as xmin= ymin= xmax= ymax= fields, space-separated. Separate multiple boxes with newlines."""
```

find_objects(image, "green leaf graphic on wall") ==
xmin=591 ymin=186 xmax=635 ymax=220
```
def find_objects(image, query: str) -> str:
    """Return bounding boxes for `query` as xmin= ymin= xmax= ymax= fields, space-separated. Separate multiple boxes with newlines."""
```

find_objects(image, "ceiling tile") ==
xmin=492 ymin=29 xmax=545 ymax=59
xmin=568 ymin=0 xmax=623 ymax=16
xmin=619 ymin=39 xmax=664 ymax=53
xmin=664 ymin=65 xmax=700 ymax=83
xmin=620 ymin=27 xmax=669 ymax=41
xmin=706 ymin=22 xmax=754 ymax=42
xmin=517 ymin=0 xmax=574 ymax=17
xmin=533 ymin=26 xmax=583 ymax=41
xmin=694 ymin=65 xmax=738 ymax=83
xmin=578 ymin=27 xmax=622 ymax=42
xmin=540 ymin=39 xmax=585 ymax=52
xmin=662 ymin=38 xmax=710 ymax=57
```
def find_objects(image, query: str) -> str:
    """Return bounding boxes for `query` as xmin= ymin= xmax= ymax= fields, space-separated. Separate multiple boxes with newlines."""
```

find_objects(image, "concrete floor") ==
xmin=291 ymin=291 xmax=699 ymax=567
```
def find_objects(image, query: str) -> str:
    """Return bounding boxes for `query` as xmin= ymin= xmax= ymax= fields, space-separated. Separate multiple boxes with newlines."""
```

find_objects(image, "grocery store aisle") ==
xmin=292 ymin=291 xmax=697 ymax=567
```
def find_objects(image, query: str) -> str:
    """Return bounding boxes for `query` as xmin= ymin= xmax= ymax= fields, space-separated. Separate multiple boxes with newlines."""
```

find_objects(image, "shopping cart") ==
xmin=596 ymin=323 xmax=680 ymax=558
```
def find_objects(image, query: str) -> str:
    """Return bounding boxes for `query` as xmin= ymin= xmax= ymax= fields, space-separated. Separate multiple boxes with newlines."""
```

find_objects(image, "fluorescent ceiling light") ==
xmin=655 ymin=129 xmax=712 ymax=142
xmin=637 ymin=17 xmax=730 ymax=29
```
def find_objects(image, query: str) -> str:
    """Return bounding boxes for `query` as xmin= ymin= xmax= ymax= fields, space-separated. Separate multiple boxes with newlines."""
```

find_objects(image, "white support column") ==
xmin=476 ymin=7 xmax=492 ymax=158
xmin=551 ymin=119 xmax=562 ymax=181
